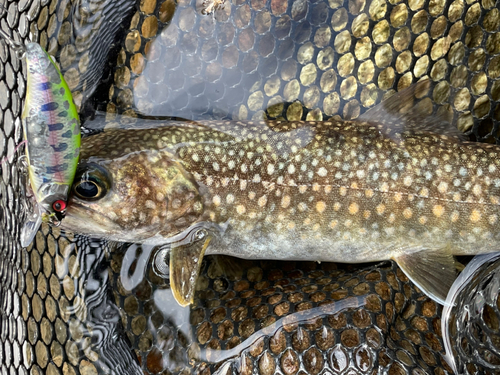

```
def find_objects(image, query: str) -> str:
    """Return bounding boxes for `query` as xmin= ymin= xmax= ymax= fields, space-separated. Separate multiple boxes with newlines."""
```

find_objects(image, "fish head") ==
xmin=62 ymin=150 xmax=207 ymax=244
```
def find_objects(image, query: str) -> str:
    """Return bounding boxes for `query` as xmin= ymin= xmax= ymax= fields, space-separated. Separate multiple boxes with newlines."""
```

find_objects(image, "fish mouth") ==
xmin=61 ymin=201 xmax=124 ymax=239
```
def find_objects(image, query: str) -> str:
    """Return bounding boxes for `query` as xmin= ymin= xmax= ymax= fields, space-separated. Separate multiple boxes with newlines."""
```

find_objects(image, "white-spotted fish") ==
xmin=61 ymin=80 xmax=500 ymax=306
xmin=0 ymin=30 xmax=81 ymax=247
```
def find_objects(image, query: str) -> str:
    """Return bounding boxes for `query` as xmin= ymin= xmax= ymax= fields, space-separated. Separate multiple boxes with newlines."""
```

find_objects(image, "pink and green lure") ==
xmin=0 ymin=32 xmax=81 ymax=246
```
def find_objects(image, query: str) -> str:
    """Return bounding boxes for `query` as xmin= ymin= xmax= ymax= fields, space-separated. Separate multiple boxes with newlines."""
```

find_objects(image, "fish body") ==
xmin=69 ymin=119 xmax=498 ymax=253
xmin=58 ymin=77 xmax=497 ymax=306
xmin=14 ymin=41 xmax=81 ymax=246
xmin=63 ymin=99 xmax=500 ymax=305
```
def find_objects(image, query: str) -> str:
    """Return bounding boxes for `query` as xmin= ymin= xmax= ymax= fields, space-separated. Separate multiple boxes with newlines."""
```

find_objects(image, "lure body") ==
xmin=22 ymin=43 xmax=80 ymax=204
xmin=19 ymin=43 xmax=80 ymax=246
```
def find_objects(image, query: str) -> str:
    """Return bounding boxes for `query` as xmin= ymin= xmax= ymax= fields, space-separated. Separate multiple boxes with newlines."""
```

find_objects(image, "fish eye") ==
xmin=75 ymin=180 xmax=100 ymax=198
xmin=73 ymin=164 xmax=110 ymax=201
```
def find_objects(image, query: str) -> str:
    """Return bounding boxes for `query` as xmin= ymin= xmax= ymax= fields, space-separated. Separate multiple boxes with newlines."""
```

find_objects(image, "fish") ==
xmin=61 ymin=80 xmax=500 ymax=307
xmin=0 ymin=30 xmax=81 ymax=247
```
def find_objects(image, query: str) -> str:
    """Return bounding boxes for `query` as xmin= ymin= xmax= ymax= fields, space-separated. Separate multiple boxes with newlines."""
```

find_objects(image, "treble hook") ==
xmin=0 ymin=5 xmax=26 ymax=59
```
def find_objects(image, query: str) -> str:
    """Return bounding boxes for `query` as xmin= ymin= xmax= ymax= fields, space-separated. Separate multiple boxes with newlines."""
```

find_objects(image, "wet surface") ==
xmin=443 ymin=253 xmax=500 ymax=374
xmin=1 ymin=0 xmax=500 ymax=374
xmin=114 ymin=248 xmax=452 ymax=374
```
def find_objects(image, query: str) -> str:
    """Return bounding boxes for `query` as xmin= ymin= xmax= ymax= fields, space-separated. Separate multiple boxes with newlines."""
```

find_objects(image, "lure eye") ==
xmin=52 ymin=200 xmax=66 ymax=212
xmin=73 ymin=163 xmax=110 ymax=201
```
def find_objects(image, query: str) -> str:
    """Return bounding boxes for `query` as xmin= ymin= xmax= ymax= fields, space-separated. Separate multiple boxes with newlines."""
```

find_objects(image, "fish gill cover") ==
xmin=1 ymin=0 xmax=500 ymax=374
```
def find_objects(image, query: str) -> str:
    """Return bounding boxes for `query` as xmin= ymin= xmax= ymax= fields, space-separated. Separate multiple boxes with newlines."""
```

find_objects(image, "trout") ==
xmin=62 ymin=82 xmax=500 ymax=306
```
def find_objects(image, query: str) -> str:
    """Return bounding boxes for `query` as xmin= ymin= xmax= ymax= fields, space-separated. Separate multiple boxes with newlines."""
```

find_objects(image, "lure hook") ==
xmin=49 ymin=216 xmax=62 ymax=227
xmin=0 ymin=4 xmax=26 ymax=58
xmin=0 ymin=28 xmax=26 ymax=59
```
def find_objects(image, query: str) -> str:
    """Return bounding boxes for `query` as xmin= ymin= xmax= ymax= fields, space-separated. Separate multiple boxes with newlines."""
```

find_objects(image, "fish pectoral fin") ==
xmin=394 ymin=246 xmax=458 ymax=305
xmin=20 ymin=205 xmax=43 ymax=248
xmin=170 ymin=234 xmax=213 ymax=307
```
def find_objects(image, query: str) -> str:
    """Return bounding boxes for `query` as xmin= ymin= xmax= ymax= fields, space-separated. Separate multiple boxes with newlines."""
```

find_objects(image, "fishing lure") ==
xmin=0 ymin=29 xmax=81 ymax=247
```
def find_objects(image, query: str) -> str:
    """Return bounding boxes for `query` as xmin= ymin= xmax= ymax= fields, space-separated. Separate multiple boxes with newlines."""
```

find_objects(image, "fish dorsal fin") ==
xmin=393 ymin=245 xmax=458 ymax=305
xmin=359 ymin=79 xmax=466 ymax=141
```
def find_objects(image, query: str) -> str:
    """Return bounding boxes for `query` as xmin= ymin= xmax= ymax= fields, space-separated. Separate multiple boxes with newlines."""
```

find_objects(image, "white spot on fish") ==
xmin=403 ymin=176 xmax=412 ymax=186
xmin=281 ymin=195 xmax=291 ymax=208
xmin=145 ymin=200 xmax=156 ymax=209
xmin=316 ymin=201 xmax=326 ymax=213
xmin=437 ymin=182 xmax=448 ymax=193
xmin=472 ymin=184 xmax=482 ymax=196
xmin=258 ymin=196 xmax=267 ymax=207
xmin=213 ymin=196 xmax=221 ymax=206
xmin=317 ymin=167 xmax=327 ymax=177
